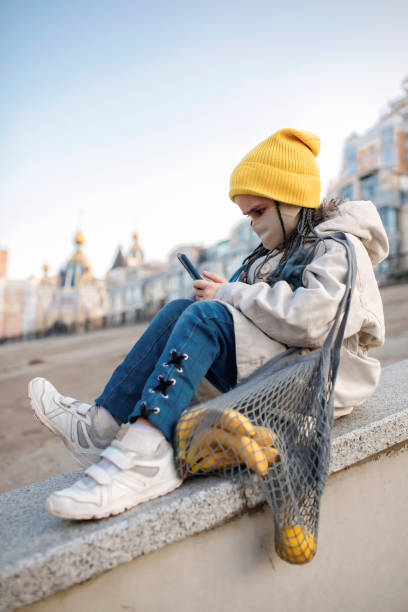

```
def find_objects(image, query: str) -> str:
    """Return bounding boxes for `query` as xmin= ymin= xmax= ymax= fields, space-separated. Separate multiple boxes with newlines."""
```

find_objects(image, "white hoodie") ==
xmin=215 ymin=200 xmax=389 ymax=417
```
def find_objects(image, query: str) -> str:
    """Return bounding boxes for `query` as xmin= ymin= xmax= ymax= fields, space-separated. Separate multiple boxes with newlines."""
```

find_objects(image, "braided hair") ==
xmin=239 ymin=198 xmax=342 ymax=286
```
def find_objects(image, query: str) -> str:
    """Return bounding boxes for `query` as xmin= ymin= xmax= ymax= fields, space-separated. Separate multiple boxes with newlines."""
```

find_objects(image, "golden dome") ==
xmin=128 ymin=231 xmax=144 ymax=266
xmin=74 ymin=230 xmax=85 ymax=245
xmin=131 ymin=232 xmax=142 ymax=251
xmin=68 ymin=250 xmax=91 ymax=267
xmin=67 ymin=229 xmax=91 ymax=268
xmin=40 ymin=262 xmax=52 ymax=285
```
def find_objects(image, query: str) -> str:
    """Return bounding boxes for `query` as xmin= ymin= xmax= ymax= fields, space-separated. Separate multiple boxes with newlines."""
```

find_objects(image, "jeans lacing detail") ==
xmin=163 ymin=349 xmax=189 ymax=373
xmin=130 ymin=402 xmax=160 ymax=423
xmin=151 ymin=375 xmax=176 ymax=398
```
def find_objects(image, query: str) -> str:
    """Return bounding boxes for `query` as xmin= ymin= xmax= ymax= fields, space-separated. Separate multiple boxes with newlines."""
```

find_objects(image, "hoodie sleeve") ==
xmin=215 ymin=240 xmax=356 ymax=347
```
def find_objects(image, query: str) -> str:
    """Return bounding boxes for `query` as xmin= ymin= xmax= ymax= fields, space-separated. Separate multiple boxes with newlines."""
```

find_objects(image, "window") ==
xmin=361 ymin=174 xmax=379 ymax=200
xmin=380 ymin=148 xmax=396 ymax=168
xmin=344 ymin=145 xmax=357 ymax=175
xmin=345 ymin=145 xmax=357 ymax=162
xmin=378 ymin=206 xmax=396 ymax=230
xmin=381 ymin=127 xmax=394 ymax=146
xmin=378 ymin=206 xmax=397 ymax=255
xmin=339 ymin=184 xmax=354 ymax=201
xmin=380 ymin=127 xmax=396 ymax=168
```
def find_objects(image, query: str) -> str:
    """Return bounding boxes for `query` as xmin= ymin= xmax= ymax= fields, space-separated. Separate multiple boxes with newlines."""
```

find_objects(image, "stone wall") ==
xmin=1 ymin=360 xmax=408 ymax=612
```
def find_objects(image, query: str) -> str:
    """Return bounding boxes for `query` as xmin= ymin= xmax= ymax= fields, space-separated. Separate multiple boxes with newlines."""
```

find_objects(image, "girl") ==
xmin=29 ymin=128 xmax=389 ymax=520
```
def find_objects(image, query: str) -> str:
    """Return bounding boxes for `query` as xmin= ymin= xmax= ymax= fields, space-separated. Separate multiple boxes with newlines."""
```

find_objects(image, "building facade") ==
xmin=0 ymin=219 xmax=259 ymax=341
xmin=35 ymin=231 xmax=107 ymax=335
xmin=104 ymin=220 xmax=259 ymax=324
xmin=0 ymin=217 xmax=259 ymax=341
xmin=327 ymin=76 xmax=408 ymax=281
xmin=105 ymin=233 xmax=167 ymax=325
xmin=0 ymin=249 xmax=27 ymax=340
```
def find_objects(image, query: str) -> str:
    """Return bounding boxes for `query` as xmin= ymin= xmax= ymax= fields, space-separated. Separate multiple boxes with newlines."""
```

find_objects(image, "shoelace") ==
xmin=130 ymin=402 xmax=160 ymax=423
xmin=152 ymin=375 xmax=176 ymax=398
xmin=164 ymin=349 xmax=188 ymax=372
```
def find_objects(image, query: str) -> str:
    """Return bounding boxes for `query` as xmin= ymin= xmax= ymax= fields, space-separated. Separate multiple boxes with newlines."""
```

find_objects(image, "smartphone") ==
xmin=176 ymin=252 xmax=203 ymax=280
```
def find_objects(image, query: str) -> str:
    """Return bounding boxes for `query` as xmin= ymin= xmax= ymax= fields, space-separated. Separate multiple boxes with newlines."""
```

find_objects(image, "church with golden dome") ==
xmin=1 ymin=217 xmax=259 ymax=341
xmin=59 ymin=230 xmax=93 ymax=288
xmin=35 ymin=230 xmax=107 ymax=333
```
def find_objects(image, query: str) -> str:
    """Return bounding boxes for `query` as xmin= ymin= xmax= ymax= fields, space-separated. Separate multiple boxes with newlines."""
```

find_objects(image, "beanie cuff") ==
xmin=229 ymin=162 xmax=321 ymax=209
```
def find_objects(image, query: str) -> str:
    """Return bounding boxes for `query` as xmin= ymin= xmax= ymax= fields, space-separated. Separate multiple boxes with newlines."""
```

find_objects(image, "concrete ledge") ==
xmin=330 ymin=359 xmax=408 ymax=471
xmin=1 ymin=359 xmax=408 ymax=612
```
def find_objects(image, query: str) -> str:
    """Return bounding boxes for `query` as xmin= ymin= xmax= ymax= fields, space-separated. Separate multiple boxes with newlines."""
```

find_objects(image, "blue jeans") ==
xmin=95 ymin=299 xmax=237 ymax=441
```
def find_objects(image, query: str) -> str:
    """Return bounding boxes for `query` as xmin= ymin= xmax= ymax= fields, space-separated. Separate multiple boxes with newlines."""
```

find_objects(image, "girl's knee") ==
xmin=184 ymin=300 xmax=228 ymax=320
xmin=160 ymin=299 xmax=193 ymax=317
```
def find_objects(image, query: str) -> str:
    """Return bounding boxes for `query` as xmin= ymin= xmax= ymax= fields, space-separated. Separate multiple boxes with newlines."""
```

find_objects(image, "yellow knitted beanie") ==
xmin=229 ymin=128 xmax=321 ymax=208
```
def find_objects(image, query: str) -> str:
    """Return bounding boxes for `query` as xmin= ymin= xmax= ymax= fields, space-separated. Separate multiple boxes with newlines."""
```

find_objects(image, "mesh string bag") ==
xmin=174 ymin=233 xmax=356 ymax=564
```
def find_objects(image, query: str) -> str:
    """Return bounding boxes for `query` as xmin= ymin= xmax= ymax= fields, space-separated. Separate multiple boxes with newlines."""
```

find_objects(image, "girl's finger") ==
xmin=203 ymin=271 xmax=226 ymax=283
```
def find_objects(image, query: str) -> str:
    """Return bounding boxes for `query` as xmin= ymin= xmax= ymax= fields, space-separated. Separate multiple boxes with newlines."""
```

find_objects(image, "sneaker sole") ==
xmin=28 ymin=378 xmax=99 ymax=468
xmin=45 ymin=477 xmax=183 ymax=520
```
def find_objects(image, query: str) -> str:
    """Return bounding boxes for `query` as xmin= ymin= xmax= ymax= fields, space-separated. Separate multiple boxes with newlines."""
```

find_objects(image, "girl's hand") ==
xmin=193 ymin=271 xmax=226 ymax=301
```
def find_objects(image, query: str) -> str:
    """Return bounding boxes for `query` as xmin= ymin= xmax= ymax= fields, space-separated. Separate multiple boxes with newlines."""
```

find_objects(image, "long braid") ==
xmin=239 ymin=244 xmax=268 ymax=283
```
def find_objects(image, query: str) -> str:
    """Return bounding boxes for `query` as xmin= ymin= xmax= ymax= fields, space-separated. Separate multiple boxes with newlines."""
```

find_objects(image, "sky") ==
xmin=1 ymin=0 xmax=408 ymax=280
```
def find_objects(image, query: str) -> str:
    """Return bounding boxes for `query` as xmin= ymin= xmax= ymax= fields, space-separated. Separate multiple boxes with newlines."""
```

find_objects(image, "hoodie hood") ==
xmin=315 ymin=200 xmax=389 ymax=265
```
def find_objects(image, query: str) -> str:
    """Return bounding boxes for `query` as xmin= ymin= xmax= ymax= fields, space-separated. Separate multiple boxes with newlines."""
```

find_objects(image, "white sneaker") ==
xmin=45 ymin=425 xmax=183 ymax=520
xmin=28 ymin=377 xmax=119 ymax=468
